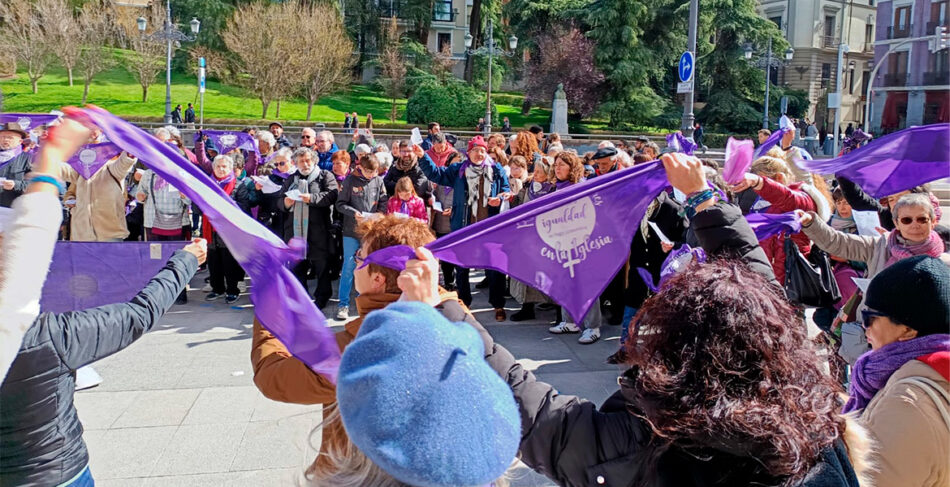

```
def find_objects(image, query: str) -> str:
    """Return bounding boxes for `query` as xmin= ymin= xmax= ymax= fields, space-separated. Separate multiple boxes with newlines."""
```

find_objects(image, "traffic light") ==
xmin=940 ymin=26 xmax=950 ymax=51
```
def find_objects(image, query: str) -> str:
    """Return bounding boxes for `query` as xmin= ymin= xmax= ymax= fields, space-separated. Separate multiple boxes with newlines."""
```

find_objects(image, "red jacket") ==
xmin=387 ymin=195 xmax=428 ymax=222
xmin=755 ymin=177 xmax=817 ymax=284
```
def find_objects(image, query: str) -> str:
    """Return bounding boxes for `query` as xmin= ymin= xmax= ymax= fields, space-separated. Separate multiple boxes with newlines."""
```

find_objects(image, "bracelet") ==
xmin=29 ymin=175 xmax=65 ymax=193
xmin=681 ymin=189 xmax=716 ymax=220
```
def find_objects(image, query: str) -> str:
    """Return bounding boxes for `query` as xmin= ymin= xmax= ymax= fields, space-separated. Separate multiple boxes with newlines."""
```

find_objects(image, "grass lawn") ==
xmin=1 ymin=65 xmax=554 ymax=129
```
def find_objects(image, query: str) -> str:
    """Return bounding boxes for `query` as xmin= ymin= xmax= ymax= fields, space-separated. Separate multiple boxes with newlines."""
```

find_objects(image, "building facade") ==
xmin=757 ymin=0 xmax=877 ymax=133
xmin=869 ymin=0 xmax=949 ymax=133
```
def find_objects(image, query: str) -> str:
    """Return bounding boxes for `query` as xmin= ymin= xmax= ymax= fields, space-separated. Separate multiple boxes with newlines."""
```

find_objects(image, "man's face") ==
xmin=534 ymin=131 xmax=544 ymax=142
xmin=399 ymin=146 xmax=414 ymax=162
xmin=595 ymin=157 xmax=614 ymax=173
xmin=270 ymin=125 xmax=283 ymax=138
xmin=758 ymin=133 xmax=769 ymax=145
xmin=295 ymin=153 xmax=315 ymax=175
xmin=0 ymin=131 xmax=22 ymax=151
xmin=633 ymin=141 xmax=644 ymax=150
xmin=314 ymin=133 xmax=333 ymax=153
xmin=300 ymin=129 xmax=316 ymax=148
xmin=429 ymin=124 xmax=441 ymax=135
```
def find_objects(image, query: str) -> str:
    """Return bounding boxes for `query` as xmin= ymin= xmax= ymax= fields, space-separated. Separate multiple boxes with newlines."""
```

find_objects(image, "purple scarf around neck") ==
xmin=215 ymin=172 xmax=235 ymax=190
xmin=527 ymin=181 xmax=553 ymax=200
xmin=554 ymin=179 xmax=574 ymax=190
xmin=886 ymin=230 xmax=945 ymax=267
xmin=843 ymin=333 xmax=950 ymax=413
xmin=0 ymin=145 xmax=23 ymax=168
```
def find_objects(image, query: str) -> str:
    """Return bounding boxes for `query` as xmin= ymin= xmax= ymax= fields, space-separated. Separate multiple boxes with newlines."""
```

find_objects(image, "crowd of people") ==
xmin=0 ymin=111 xmax=946 ymax=487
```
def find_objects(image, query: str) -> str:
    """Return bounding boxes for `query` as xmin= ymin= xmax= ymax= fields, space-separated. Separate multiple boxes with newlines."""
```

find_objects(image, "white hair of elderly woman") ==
xmin=354 ymin=144 xmax=373 ymax=156
xmin=375 ymin=151 xmax=394 ymax=170
xmin=257 ymin=131 xmax=276 ymax=146
xmin=213 ymin=154 xmax=234 ymax=169
xmin=162 ymin=125 xmax=181 ymax=139
xmin=152 ymin=127 xmax=171 ymax=141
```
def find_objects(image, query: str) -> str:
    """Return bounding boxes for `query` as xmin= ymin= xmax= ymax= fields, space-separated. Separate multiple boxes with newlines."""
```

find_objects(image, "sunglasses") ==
xmin=860 ymin=308 xmax=886 ymax=330
xmin=899 ymin=216 xmax=931 ymax=225
xmin=301 ymin=135 xmax=313 ymax=139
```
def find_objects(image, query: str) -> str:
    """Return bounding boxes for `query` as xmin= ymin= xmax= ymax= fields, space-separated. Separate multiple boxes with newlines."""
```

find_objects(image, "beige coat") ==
xmin=62 ymin=154 xmax=136 ymax=241
xmin=862 ymin=359 xmax=950 ymax=487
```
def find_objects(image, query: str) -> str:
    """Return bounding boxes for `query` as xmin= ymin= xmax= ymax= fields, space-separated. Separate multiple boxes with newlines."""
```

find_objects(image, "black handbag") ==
xmin=783 ymin=236 xmax=841 ymax=308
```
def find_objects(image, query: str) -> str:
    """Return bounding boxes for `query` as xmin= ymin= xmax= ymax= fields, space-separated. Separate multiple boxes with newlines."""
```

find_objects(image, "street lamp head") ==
xmin=784 ymin=47 xmax=794 ymax=61
xmin=190 ymin=18 xmax=200 ymax=35
xmin=848 ymin=60 xmax=856 ymax=70
xmin=743 ymin=43 xmax=753 ymax=60
xmin=464 ymin=32 xmax=473 ymax=49
xmin=136 ymin=16 xmax=147 ymax=32
xmin=508 ymin=34 xmax=518 ymax=51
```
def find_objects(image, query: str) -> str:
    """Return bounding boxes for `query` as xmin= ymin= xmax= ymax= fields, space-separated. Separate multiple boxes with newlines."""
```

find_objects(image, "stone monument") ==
xmin=550 ymin=83 xmax=569 ymax=136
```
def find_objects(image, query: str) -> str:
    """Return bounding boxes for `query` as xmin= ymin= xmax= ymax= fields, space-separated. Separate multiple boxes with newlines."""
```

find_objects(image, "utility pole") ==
xmin=832 ymin=43 xmax=850 ymax=156
xmin=680 ymin=0 xmax=699 ymax=137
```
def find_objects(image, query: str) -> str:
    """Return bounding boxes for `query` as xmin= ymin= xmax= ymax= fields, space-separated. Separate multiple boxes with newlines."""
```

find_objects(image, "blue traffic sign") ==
xmin=678 ymin=51 xmax=694 ymax=83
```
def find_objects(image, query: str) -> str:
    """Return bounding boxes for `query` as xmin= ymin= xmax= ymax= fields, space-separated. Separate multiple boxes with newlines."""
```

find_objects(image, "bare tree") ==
xmin=223 ymin=2 xmax=309 ymax=119
xmin=76 ymin=1 xmax=117 ymax=104
xmin=300 ymin=4 xmax=353 ymax=121
xmin=432 ymin=43 xmax=456 ymax=83
xmin=34 ymin=0 xmax=81 ymax=86
xmin=0 ymin=0 xmax=55 ymax=94
xmin=377 ymin=17 xmax=407 ymax=122
xmin=116 ymin=3 xmax=166 ymax=102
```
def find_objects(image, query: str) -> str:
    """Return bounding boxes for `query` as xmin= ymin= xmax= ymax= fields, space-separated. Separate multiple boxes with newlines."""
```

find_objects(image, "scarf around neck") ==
xmin=843 ymin=334 xmax=950 ymax=413
xmin=395 ymin=157 xmax=417 ymax=172
xmin=829 ymin=213 xmax=857 ymax=234
xmin=464 ymin=159 xmax=493 ymax=221
xmin=0 ymin=145 xmax=23 ymax=166
xmin=214 ymin=172 xmax=236 ymax=192
xmin=886 ymin=230 xmax=945 ymax=267
xmin=527 ymin=181 xmax=553 ymax=201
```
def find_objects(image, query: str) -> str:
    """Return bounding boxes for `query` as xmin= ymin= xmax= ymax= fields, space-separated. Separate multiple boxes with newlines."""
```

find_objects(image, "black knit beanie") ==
xmin=864 ymin=255 xmax=950 ymax=336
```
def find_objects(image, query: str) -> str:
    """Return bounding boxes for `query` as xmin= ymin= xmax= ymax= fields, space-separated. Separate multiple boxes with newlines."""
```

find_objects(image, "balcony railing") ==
xmin=883 ymin=72 xmax=910 ymax=87
xmin=887 ymin=25 xmax=913 ymax=39
xmin=923 ymin=71 xmax=950 ymax=85
xmin=821 ymin=35 xmax=840 ymax=48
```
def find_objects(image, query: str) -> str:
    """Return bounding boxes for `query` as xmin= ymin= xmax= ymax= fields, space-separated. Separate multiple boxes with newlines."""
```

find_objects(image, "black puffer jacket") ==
xmin=383 ymin=159 xmax=432 ymax=201
xmin=624 ymin=192 xmax=687 ymax=309
xmin=468 ymin=203 xmax=855 ymax=486
xmin=0 ymin=251 xmax=198 ymax=487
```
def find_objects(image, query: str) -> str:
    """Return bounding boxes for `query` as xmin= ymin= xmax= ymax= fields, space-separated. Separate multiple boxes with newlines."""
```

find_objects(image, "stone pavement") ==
xmin=75 ymin=268 xmax=625 ymax=486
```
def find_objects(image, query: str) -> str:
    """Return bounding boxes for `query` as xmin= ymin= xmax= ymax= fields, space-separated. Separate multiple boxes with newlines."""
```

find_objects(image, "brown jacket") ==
xmin=251 ymin=289 xmax=466 ymax=473
xmin=862 ymin=359 xmax=950 ymax=487
xmin=62 ymin=154 xmax=137 ymax=241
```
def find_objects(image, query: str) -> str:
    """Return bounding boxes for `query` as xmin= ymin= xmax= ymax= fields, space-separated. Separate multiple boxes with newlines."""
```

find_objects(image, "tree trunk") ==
xmin=68 ymin=67 xmax=74 ymax=87
xmin=261 ymin=99 xmax=270 ymax=119
xmin=306 ymin=99 xmax=315 ymax=121
xmin=82 ymin=80 xmax=91 ymax=105
xmin=142 ymin=84 xmax=148 ymax=102
xmin=276 ymin=99 xmax=282 ymax=118
xmin=390 ymin=98 xmax=397 ymax=122
xmin=31 ymin=78 xmax=38 ymax=94
xmin=463 ymin=0 xmax=483 ymax=82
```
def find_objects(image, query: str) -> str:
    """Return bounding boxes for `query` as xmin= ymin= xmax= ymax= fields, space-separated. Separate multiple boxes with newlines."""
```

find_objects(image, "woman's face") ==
xmin=510 ymin=165 xmax=525 ymax=180
xmin=469 ymin=146 xmax=487 ymax=163
xmin=397 ymin=190 xmax=412 ymax=201
xmin=332 ymin=159 xmax=350 ymax=177
xmin=274 ymin=157 xmax=292 ymax=173
xmin=533 ymin=168 xmax=548 ymax=183
xmin=895 ymin=205 xmax=934 ymax=243
xmin=213 ymin=159 xmax=232 ymax=179
xmin=834 ymin=198 xmax=853 ymax=219
xmin=865 ymin=314 xmax=917 ymax=350
xmin=554 ymin=159 xmax=570 ymax=181
xmin=643 ymin=147 xmax=657 ymax=160
xmin=886 ymin=190 xmax=911 ymax=209
xmin=353 ymin=243 xmax=385 ymax=295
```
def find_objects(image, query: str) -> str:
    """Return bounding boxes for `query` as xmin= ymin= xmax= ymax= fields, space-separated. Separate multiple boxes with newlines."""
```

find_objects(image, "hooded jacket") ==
xmin=335 ymin=170 xmax=388 ymax=239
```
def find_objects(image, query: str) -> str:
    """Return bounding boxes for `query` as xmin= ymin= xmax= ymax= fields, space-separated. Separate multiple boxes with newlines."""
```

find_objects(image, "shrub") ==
xmin=405 ymin=80 xmax=498 ymax=127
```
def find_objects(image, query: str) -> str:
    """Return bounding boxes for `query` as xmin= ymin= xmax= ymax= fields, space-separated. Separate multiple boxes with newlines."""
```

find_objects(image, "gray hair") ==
xmin=354 ymin=144 xmax=373 ymax=156
xmin=292 ymin=147 xmax=315 ymax=162
xmin=374 ymin=143 xmax=390 ymax=153
xmin=162 ymin=125 xmax=180 ymax=139
xmin=893 ymin=193 xmax=936 ymax=222
xmin=152 ymin=127 xmax=171 ymax=141
xmin=257 ymin=131 xmax=276 ymax=147
xmin=212 ymin=154 xmax=234 ymax=170
xmin=301 ymin=127 xmax=317 ymax=137
xmin=375 ymin=151 xmax=393 ymax=171
xmin=317 ymin=129 xmax=334 ymax=141
xmin=273 ymin=147 xmax=293 ymax=160
xmin=431 ymin=132 xmax=446 ymax=144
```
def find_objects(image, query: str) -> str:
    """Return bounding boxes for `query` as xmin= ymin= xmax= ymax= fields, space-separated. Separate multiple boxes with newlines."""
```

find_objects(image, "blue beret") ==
xmin=336 ymin=302 xmax=521 ymax=487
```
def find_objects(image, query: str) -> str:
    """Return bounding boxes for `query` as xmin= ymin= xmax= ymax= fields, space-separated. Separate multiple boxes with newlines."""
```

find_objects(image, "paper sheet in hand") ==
xmin=252 ymin=176 xmax=282 ymax=194
xmin=285 ymin=189 xmax=303 ymax=201
xmin=410 ymin=127 xmax=423 ymax=146
xmin=647 ymin=221 xmax=672 ymax=244
xmin=852 ymin=210 xmax=882 ymax=237
xmin=432 ymin=201 xmax=443 ymax=212
xmin=851 ymin=277 xmax=871 ymax=294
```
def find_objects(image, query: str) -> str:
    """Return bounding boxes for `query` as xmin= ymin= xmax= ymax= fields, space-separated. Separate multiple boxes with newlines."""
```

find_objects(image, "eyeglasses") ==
xmin=315 ymin=139 xmax=329 ymax=143
xmin=276 ymin=161 xmax=290 ymax=167
xmin=899 ymin=216 xmax=931 ymax=225
xmin=301 ymin=135 xmax=313 ymax=139
xmin=353 ymin=251 xmax=365 ymax=267
xmin=860 ymin=308 xmax=886 ymax=330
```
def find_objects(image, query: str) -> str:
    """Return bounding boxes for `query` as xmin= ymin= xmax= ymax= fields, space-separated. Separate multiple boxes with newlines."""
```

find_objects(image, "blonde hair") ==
xmin=306 ymin=406 xmax=510 ymax=487
xmin=750 ymin=156 xmax=792 ymax=181
xmin=394 ymin=176 xmax=416 ymax=196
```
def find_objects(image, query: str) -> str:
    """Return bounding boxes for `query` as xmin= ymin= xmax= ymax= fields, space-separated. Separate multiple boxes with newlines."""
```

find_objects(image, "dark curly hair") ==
xmin=623 ymin=260 xmax=844 ymax=484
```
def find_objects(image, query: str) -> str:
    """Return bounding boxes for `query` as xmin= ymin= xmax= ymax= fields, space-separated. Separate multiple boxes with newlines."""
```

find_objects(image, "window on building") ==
xmin=890 ymin=50 xmax=909 ymax=74
xmin=849 ymin=67 xmax=856 ymax=93
xmin=437 ymin=33 xmax=451 ymax=53
xmin=861 ymin=70 xmax=870 ymax=96
xmin=821 ymin=62 xmax=832 ymax=87
xmin=433 ymin=0 xmax=453 ymax=22
xmin=894 ymin=5 xmax=912 ymax=35
xmin=931 ymin=1 xmax=948 ymax=34
xmin=865 ymin=24 xmax=873 ymax=45
xmin=769 ymin=16 xmax=782 ymax=29
xmin=824 ymin=15 xmax=836 ymax=37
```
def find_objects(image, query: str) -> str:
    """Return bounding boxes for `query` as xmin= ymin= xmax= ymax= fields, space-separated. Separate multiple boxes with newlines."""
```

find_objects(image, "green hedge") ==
xmin=405 ymin=80 xmax=498 ymax=128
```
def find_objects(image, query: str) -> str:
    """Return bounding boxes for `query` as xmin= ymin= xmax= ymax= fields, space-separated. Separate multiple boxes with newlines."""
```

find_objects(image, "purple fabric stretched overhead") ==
xmin=753 ymin=126 xmax=789 ymax=159
xmin=797 ymin=124 xmax=950 ymax=199
xmin=194 ymin=130 xmax=259 ymax=157
xmin=65 ymin=142 xmax=123 ymax=180
xmin=71 ymin=106 xmax=340 ymax=382
xmin=363 ymin=161 xmax=671 ymax=322
xmin=40 ymin=241 xmax=187 ymax=313
xmin=665 ymin=132 xmax=697 ymax=155
xmin=745 ymin=211 xmax=803 ymax=241
xmin=722 ymin=137 xmax=755 ymax=185
xmin=0 ymin=113 xmax=61 ymax=132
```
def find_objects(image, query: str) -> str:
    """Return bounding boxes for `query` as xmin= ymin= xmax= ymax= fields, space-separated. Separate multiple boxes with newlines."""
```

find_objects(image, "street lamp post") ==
xmin=137 ymin=0 xmax=200 ymax=124
xmin=464 ymin=20 xmax=517 ymax=136
xmin=744 ymin=39 xmax=794 ymax=130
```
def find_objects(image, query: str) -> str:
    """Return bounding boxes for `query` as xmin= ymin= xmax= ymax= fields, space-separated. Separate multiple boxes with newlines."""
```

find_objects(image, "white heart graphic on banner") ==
xmin=79 ymin=149 xmax=97 ymax=165
xmin=534 ymin=196 xmax=596 ymax=251
xmin=17 ymin=117 xmax=31 ymax=131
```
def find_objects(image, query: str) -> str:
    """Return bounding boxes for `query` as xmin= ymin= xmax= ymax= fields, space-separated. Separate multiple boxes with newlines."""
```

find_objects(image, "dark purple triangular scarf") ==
xmin=665 ymin=132 xmax=697 ymax=155
xmin=0 ymin=145 xmax=23 ymax=171
xmin=797 ymin=124 xmax=950 ymax=198
xmin=745 ymin=211 xmax=803 ymax=241
xmin=194 ymin=130 xmax=260 ymax=158
xmin=637 ymin=244 xmax=708 ymax=293
xmin=65 ymin=142 xmax=123 ymax=180
xmin=0 ymin=113 xmax=62 ymax=132
xmin=71 ymin=106 xmax=340 ymax=382
xmin=362 ymin=161 xmax=671 ymax=322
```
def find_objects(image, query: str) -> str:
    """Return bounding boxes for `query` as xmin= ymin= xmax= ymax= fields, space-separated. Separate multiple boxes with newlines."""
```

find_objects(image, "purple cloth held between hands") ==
xmin=636 ymin=244 xmax=708 ymax=293
xmin=665 ymin=132 xmax=697 ymax=156
xmin=363 ymin=161 xmax=671 ymax=322
xmin=745 ymin=211 xmax=803 ymax=241
xmin=65 ymin=142 xmax=123 ymax=180
xmin=843 ymin=334 xmax=950 ymax=413
xmin=753 ymin=126 xmax=790 ymax=159
xmin=0 ymin=113 xmax=61 ymax=132
xmin=195 ymin=130 xmax=260 ymax=157
xmin=74 ymin=106 xmax=340 ymax=382
xmin=797 ymin=124 xmax=950 ymax=199
xmin=722 ymin=137 xmax=755 ymax=185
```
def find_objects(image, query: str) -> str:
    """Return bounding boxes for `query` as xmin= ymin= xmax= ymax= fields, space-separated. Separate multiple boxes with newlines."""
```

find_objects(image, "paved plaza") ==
xmin=74 ymin=269 xmax=625 ymax=486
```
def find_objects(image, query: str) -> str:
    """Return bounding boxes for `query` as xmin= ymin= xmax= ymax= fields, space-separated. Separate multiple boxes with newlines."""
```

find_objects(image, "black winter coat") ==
xmin=383 ymin=161 xmax=432 ymax=202
xmin=0 ymin=152 xmax=32 ymax=208
xmin=281 ymin=169 xmax=338 ymax=258
xmin=470 ymin=203 xmax=854 ymax=487
xmin=0 ymin=251 xmax=198 ymax=487
xmin=624 ymin=192 xmax=687 ymax=309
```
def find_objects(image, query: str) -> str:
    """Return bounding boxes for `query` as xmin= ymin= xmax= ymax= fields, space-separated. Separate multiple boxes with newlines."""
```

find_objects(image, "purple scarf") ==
xmin=527 ymin=181 xmax=553 ymax=200
xmin=0 ymin=145 xmax=23 ymax=168
xmin=844 ymin=334 xmax=950 ymax=413
xmin=554 ymin=179 xmax=574 ymax=190
xmin=214 ymin=172 xmax=235 ymax=191
xmin=886 ymin=230 xmax=945 ymax=267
